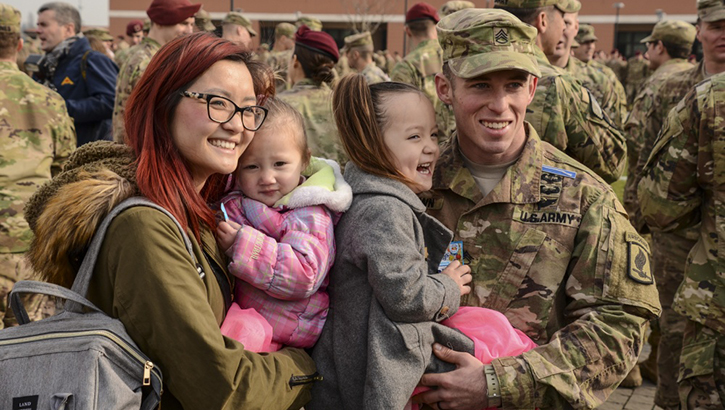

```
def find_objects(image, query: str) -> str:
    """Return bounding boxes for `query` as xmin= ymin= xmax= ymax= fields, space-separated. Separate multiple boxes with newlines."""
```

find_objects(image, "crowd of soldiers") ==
xmin=3 ymin=0 xmax=725 ymax=408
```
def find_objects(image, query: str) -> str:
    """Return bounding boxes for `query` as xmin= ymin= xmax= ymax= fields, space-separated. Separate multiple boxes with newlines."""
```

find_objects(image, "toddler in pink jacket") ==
xmin=216 ymin=98 xmax=352 ymax=351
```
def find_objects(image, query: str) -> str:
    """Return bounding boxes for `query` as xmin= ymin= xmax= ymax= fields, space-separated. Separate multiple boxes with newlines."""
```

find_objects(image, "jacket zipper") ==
xmin=289 ymin=372 xmax=323 ymax=387
xmin=0 ymin=329 xmax=162 ymax=391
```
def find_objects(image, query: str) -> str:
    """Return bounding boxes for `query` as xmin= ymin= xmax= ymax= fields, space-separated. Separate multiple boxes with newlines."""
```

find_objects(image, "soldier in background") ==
xmin=84 ymin=27 xmax=115 ymax=60
xmin=0 ymin=3 xmax=76 ymax=328
xmin=194 ymin=8 xmax=216 ymax=33
xmin=114 ymin=19 xmax=144 ymax=66
xmin=391 ymin=2 xmax=455 ymax=143
xmin=416 ymin=9 xmax=659 ymax=409
xmin=278 ymin=25 xmax=346 ymax=167
xmin=638 ymin=72 xmax=725 ymax=410
xmin=494 ymin=0 xmax=628 ymax=184
xmin=295 ymin=16 xmax=322 ymax=32
xmin=112 ymin=0 xmax=198 ymax=143
xmin=605 ymin=48 xmax=627 ymax=83
xmin=624 ymin=19 xmax=696 ymax=409
xmin=267 ymin=22 xmax=296 ymax=91
xmin=568 ymin=24 xmax=628 ymax=127
xmin=221 ymin=11 xmax=256 ymax=50
xmin=625 ymin=51 xmax=651 ymax=105
xmin=343 ymin=31 xmax=389 ymax=84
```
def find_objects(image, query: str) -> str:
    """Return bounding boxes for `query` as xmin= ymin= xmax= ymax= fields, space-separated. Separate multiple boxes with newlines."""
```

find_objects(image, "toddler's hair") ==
xmin=332 ymin=74 xmax=425 ymax=186
xmin=260 ymin=97 xmax=311 ymax=165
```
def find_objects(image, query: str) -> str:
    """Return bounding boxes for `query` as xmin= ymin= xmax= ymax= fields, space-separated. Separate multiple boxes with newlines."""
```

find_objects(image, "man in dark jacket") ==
xmin=35 ymin=2 xmax=118 ymax=146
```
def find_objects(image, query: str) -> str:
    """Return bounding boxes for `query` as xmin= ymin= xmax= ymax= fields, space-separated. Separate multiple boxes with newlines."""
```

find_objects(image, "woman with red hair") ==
xmin=25 ymin=32 xmax=317 ymax=409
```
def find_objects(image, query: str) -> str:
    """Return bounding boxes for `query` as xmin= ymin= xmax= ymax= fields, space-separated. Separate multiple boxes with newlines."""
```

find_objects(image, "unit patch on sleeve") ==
xmin=626 ymin=232 xmax=653 ymax=285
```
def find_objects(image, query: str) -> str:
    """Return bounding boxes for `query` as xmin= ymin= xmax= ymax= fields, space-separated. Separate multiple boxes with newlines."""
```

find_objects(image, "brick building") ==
xmin=108 ymin=0 xmax=697 ymax=57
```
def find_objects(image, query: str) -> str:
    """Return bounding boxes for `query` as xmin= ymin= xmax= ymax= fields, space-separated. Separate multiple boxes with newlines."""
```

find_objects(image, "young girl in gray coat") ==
xmin=308 ymin=75 xmax=474 ymax=410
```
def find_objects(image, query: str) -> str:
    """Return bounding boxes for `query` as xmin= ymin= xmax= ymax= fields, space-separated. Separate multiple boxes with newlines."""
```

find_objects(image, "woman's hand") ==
xmin=217 ymin=220 xmax=242 ymax=252
xmin=441 ymin=261 xmax=472 ymax=296
xmin=413 ymin=343 xmax=488 ymax=410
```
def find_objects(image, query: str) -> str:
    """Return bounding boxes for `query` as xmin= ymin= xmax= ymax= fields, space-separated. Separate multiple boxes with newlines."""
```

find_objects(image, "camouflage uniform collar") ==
xmin=291 ymin=78 xmax=330 ymax=90
xmin=0 ymin=60 xmax=18 ymax=71
xmin=415 ymin=38 xmax=440 ymax=50
xmin=142 ymin=36 xmax=162 ymax=49
xmin=657 ymin=57 xmax=689 ymax=72
xmin=434 ymin=122 xmax=543 ymax=205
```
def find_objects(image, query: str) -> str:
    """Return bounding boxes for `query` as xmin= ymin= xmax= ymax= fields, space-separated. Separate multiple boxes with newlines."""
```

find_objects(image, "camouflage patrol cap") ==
xmin=493 ymin=0 xmax=580 ymax=13
xmin=571 ymin=39 xmax=580 ymax=48
xmin=438 ymin=8 xmax=541 ymax=78
xmin=194 ymin=9 xmax=216 ymax=32
xmin=223 ymin=12 xmax=257 ymax=36
xmin=698 ymin=0 xmax=725 ymax=22
xmin=344 ymin=31 xmax=374 ymax=51
xmin=575 ymin=24 xmax=597 ymax=44
xmin=275 ymin=22 xmax=296 ymax=38
xmin=83 ymin=28 xmax=114 ymax=41
xmin=296 ymin=16 xmax=322 ymax=31
xmin=640 ymin=20 xmax=696 ymax=48
xmin=439 ymin=1 xmax=475 ymax=17
xmin=143 ymin=19 xmax=151 ymax=32
xmin=0 ymin=4 xmax=21 ymax=34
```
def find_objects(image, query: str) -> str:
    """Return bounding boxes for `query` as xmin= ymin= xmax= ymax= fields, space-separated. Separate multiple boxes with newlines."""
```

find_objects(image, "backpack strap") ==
xmin=68 ymin=197 xmax=199 ymax=311
xmin=81 ymin=50 xmax=91 ymax=81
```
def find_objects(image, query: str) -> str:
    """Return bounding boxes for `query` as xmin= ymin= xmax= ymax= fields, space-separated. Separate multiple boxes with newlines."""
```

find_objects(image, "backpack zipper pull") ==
xmin=143 ymin=361 xmax=154 ymax=386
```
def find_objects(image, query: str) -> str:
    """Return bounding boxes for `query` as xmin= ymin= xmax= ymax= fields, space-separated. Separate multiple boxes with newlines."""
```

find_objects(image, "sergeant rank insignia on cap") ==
xmin=494 ymin=27 xmax=509 ymax=45
xmin=626 ymin=232 xmax=653 ymax=285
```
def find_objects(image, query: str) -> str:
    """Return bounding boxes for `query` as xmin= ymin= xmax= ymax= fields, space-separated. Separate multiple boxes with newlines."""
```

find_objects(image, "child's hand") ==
xmin=217 ymin=220 xmax=242 ymax=252
xmin=441 ymin=261 xmax=472 ymax=296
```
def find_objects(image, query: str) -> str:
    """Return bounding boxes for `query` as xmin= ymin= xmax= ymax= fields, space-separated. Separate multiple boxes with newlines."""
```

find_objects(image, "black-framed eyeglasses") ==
xmin=181 ymin=91 xmax=268 ymax=131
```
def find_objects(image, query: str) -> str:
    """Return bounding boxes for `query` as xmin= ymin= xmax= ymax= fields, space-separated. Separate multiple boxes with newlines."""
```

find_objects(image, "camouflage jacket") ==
xmin=622 ymin=58 xmax=693 ymax=231
xmin=625 ymin=57 xmax=652 ymax=105
xmin=360 ymin=62 xmax=390 ymax=85
xmin=390 ymin=39 xmax=456 ymax=144
xmin=114 ymin=46 xmax=132 ymax=68
xmin=604 ymin=58 xmax=626 ymax=84
xmin=277 ymin=79 xmax=347 ymax=167
xmin=266 ymin=49 xmax=293 ymax=92
xmin=112 ymin=37 xmax=161 ymax=143
xmin=422 ymin=123 xmax=660 ymax=409
xmin=638 ymin=73 xmax=725 ymax=334
xmin=528 ymin=49 xmax=627 ymax=183
xmin=565 ymin=57 xmax=628 ymax=127
xmin=0 ymin=61 xmax=76 ymax=253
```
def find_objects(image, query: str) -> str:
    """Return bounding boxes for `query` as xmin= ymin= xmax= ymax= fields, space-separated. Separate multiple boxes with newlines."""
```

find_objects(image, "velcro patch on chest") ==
xmin=514 ymin=208 xmax=581 ymax=227
xmin=626 ymin=232 xmax=653 ymax=285
xmin=420 ymin=195 xmax=444 ymax=210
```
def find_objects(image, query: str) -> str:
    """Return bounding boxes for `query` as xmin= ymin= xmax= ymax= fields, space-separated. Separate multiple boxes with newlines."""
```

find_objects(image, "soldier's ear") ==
xmin=17 ymin=38 xmax=23 ymax=53
xmin=527 ymin=75 xmax=538 ymax=104
xmin=435 ymin=72 xmax=453 ymax=105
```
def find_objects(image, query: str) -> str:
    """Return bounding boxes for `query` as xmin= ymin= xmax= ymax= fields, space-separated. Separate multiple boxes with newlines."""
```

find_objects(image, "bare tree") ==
xmin=339 ymin=0 xmax=400 ymax=34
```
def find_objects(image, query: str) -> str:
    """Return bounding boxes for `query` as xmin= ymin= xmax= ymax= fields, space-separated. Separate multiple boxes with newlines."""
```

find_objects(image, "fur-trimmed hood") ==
xmin=25 ymin=141 xmax=139 ymax=288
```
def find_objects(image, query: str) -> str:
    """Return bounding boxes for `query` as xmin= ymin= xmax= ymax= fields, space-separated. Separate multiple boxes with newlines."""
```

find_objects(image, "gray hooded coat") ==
xmin=309 ymin=163 xmax=474 ymax=409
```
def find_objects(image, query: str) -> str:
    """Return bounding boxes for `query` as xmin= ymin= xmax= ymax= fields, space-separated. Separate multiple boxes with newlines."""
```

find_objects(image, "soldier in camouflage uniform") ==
xmin=495 ymin=0 xmax=628 ymax=184
xmin=0 ymin=3 xmax=76 ymax=329
xmin=112 ymin=0 xmax=198 ymax=143
xmin=625 ymin=52 xmax=651 ymax=106
xmin=638 ymin=70 xmax=725 ymax=410
xmin=567 ymin=24 xmax=628 ymax=127
xmin=266 ymin=22 xmax=296 ymax=91
xmin=114 ymin=19 xmax=144 ymax=67
xmin=415 ymin=9 xmax=660 ymax=409
xmin=194 ymin=8 xmax=215 ymax=33
xmin=623 ymin=20 xmax=697 ymax=407
xmin=278 ymin=25 xmax=347 ymax=167
xmin=344 ymin=31 xmax=390 ymax=85
xmin=391 ymin=2 xmax=455 ymax=143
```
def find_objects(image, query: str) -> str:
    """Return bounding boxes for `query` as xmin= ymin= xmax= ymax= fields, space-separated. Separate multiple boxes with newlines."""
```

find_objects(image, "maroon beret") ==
xmin=126 ymin=19 xmax=144 ymax=36
xmin=146 ymin=0 xmax=201 ymax=26
xmin=405 ymin=2 xmax=439 ymax=24
xmin=294 ymin=25 xmax=339 ymax=63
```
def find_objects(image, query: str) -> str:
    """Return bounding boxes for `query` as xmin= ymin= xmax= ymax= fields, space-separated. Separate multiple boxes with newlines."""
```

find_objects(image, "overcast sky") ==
xmin=6 ymin=0 xmax=110 ymax=30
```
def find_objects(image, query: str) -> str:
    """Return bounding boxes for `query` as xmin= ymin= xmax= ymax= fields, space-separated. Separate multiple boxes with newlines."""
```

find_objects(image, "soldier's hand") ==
xmin=413 ymin=343 xmax=487 ymax=410
xmin=441 ymin=261 xmax=472 ymax=296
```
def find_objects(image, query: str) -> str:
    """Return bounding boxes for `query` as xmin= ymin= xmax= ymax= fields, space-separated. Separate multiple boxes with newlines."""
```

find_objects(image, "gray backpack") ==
xmin=0 ymin=198 xmax=194 ymax=410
